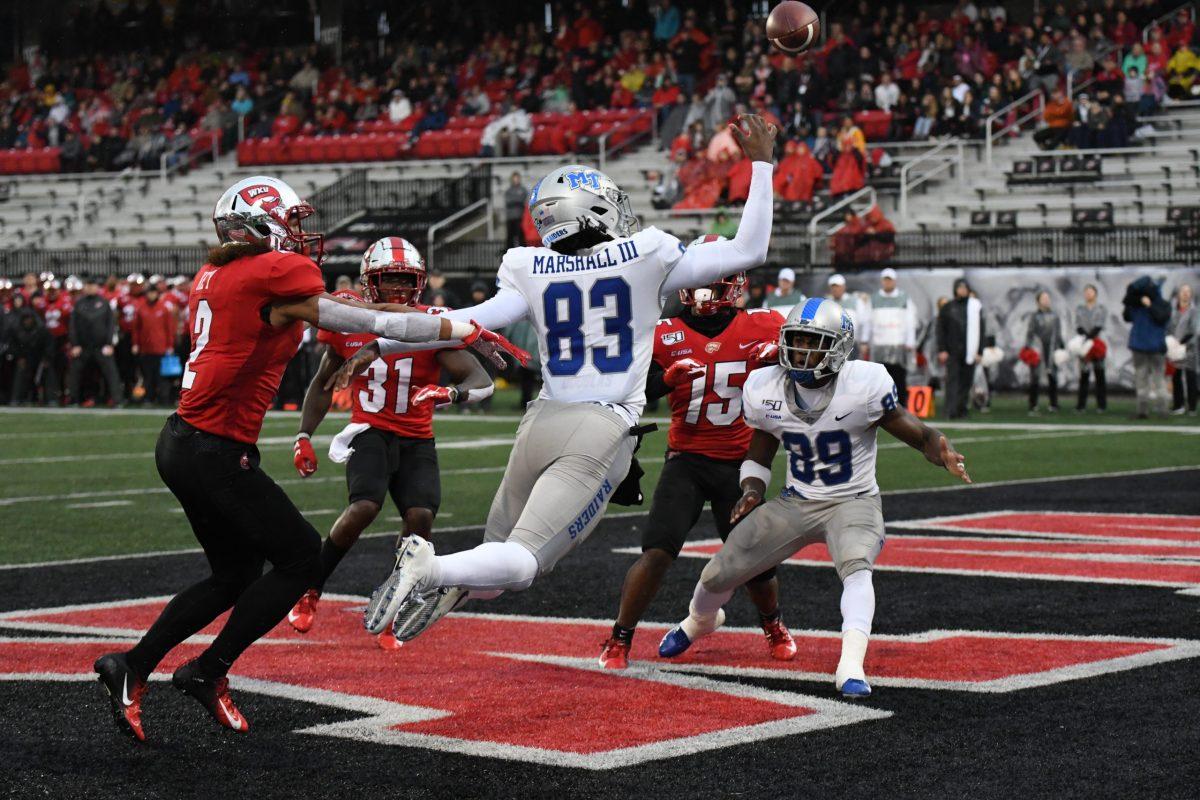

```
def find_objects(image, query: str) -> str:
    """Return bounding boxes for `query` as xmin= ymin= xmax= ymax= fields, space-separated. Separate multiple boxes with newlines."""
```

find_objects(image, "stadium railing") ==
xmin=898 ymin=138 xmax=965 ymax=219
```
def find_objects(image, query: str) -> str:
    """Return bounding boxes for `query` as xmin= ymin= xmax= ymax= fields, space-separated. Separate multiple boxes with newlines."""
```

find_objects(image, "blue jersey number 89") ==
xmin=782 ymin=430 xmax=853 ymax=486
xmin=543 ymin=278 xmax=633 ymax=375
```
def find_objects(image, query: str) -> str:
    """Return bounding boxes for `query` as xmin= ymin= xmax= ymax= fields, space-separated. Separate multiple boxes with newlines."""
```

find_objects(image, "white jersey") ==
xmin=497 ymin=226 xmax=685 ymax=423
xmin=742 ymin=361 xmax=899 ymax=500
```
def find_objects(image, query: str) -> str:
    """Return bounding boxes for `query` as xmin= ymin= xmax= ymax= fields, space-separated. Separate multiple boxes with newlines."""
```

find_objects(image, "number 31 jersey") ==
xmin=654 ymin=308 xmax=784 ymax=461
xmin=741 ymin=360 xmax=899 ymax=500
xmin=318 ymin=305 xmax=444 ymax=440
xmin=498 ymin=226 xmax=685 ymax=423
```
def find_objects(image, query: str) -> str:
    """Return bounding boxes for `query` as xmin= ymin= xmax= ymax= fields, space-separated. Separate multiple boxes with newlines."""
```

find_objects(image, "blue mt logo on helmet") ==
xmin=565 ymin=170 xmax=602 ymax=191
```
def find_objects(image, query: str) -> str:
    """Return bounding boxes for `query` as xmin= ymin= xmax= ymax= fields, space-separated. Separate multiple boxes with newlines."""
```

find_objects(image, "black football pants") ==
xmin=126 ymin=414 xmax=321 ymax=679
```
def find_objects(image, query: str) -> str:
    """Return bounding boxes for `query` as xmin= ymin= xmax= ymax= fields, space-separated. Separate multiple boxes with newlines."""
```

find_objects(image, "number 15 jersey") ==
xmin=654 ymin=308 xmax=783 ymax=461
xmin=741 ymin=360 xmax=899 ymax=500
xmin=497 ymin=226 xmax=685 ymax=423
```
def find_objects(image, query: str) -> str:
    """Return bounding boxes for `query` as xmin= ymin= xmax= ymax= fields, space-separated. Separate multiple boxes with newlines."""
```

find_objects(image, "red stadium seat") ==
xmin=853 ymin=111 xmax=893 ymax=141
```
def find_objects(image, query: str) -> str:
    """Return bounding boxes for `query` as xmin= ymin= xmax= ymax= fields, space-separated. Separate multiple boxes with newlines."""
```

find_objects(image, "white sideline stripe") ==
xmin=65 ymin=500 xmax=132 ymax=509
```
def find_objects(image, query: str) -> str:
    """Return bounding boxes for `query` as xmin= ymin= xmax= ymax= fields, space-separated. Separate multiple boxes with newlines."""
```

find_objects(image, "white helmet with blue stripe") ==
xmin=778 ymin=298 xmax=856 ymax=385
xmin=528 ymin=164 xmax=638 ymax=247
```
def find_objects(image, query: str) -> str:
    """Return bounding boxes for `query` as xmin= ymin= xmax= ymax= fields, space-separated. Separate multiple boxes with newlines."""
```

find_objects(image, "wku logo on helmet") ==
xmin=3 ymin=596 xmax=1198 ymax=768
xmin=237 ymin=185 xmax=283 ymax=213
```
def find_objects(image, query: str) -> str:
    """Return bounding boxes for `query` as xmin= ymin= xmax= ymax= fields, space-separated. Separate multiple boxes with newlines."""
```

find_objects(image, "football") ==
xmin=766 ymin=1 xmax=820 ymax=53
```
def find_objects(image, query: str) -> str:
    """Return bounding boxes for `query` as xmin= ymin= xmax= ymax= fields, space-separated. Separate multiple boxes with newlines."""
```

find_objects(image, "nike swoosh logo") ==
xmin=121 ymin=675 xmax=132 ymax=706
xmin=738 ymin=341 xmax=759 ymax=350
xmin=219 ymin=696 xmax=243 ymax=730
xmin=835 ymin=412 xmax=851 ymax=421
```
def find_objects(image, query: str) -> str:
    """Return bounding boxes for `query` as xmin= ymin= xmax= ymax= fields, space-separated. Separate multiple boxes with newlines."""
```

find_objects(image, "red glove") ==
xmin=663 ymin=357 xmax=706 ymax=388
xmin=412 ymin=385 xmax=457 ymax=409
xmin=461 ymin=321 xmax=531 ymax=368
xmin=293 ymin=435 xmax=317 ymax=477
xmin=749 ymin=341 xmax=779 ymax=365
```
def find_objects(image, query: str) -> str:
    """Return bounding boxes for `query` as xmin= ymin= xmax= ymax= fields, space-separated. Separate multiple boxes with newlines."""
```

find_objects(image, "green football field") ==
xmin=1 ymin=391 xmax=1197 ymax=565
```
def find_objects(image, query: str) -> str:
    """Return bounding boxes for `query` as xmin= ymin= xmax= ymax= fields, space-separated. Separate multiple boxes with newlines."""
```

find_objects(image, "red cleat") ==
xmin=94 ymin=652 xmax=147 ymax=742
xmin=598 ymin=637 xmax=630 ymax=669
xmin=762 ymin=616 xmax=798 ymax=661
xmin=172 ymin=659 xmax=250 ymax=733
xmin=288 ymin=589 xmax=320 ymax=633
xmin=377 ymin=631 xmax=403 ymax=651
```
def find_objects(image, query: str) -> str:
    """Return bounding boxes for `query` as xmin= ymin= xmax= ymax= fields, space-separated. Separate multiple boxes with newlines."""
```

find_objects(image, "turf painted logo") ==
xmin=2 ymin=597 xmax=1200 ymax=767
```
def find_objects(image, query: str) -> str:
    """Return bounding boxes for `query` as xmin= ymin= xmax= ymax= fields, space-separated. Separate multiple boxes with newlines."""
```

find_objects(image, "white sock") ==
xmin=680 ymin=581 xmax=734 ymax=639
xmin=835 ymin=570 xmax=875 ymax=686
xmin=467 ymin=589 xmax=504 ymax=601
xmin=431 ymin=542 xmax=539 ymax=592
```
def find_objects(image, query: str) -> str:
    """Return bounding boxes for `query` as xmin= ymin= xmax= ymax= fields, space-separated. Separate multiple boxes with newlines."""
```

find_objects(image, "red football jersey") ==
xmin=318 ymin=305 xmax=445 ymax=439
xmin=41 ymin=294 xmax=73 ymax=337
xmin=117 ymin=292 xmax=141 ymax=333
xmin=177 ymin=250 xmax=326 ymax=444
xmin=653 ymin=308 xmax=784 ymax=461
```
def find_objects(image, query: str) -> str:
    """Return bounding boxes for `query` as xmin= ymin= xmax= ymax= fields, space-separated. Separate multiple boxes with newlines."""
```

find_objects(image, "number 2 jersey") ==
xmin=178 ymin=250 xmax=326 ymax=444
xmin=497 ymin=226 xmax=686 ymax=424
xmin=741 ymin=360 xmax=900 ymax=500
xmin=654 ymin=308 xmax=784 ymax=461
xmin=317 ymin=305 xmax=445 ymax=440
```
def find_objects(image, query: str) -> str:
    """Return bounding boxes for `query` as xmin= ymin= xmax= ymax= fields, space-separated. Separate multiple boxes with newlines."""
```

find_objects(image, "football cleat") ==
xmin=364 ymin=535 xmax=436 ymax=635
xmin=171 ymin=659 xmax=249 ymax=733
xmin=94 ymin=652 xmax=147 ymax=742
xmin=659 ymin=609 xmax=726 ymax=658
xmin=391 ymin=586 xmax=466 ymax=642
xmin=762 ymin=616 xmax=798 ymax=661
xmin=838 ymin=678 xmax=872 ymax=698
xmin=598 ymin=637 xmax=630 ymax=669
xmin=287 ymin=589 xmax=320 ymax=633
xmin=377 ymin=631 xmax=403 ymax=651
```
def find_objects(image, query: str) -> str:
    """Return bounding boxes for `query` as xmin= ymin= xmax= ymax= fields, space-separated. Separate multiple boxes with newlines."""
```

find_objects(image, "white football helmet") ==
xmin=212 ymin=175 xmax=323 ymax=263
xmin=64 ymin=275 xmax=83 ymax=292
xmin=528 ymin=164 xmax=638 ymax=247
xmin=359 ymin=237 xmax=426 ymax=305
xmin=778 ymin=299 xmax=856 ymax=385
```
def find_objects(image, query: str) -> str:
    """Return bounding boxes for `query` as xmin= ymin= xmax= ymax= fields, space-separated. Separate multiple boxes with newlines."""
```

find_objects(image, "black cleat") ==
xmin=171 ymin=659 xmax=249 ymax=733
xmin=94 ymin=652 xmax=147 ymax=742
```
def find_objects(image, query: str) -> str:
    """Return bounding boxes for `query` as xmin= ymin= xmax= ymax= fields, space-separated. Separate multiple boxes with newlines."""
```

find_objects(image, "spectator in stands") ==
xmin=937 ymin=278 xmax=985 ymax=420
xmin=858 ymin=205 xmax=897 ymax=264
xmin=1025 ymin=291 xmax=1064 ymax=414
xmin=231 ymin=86 xmax=254 ymax=119
xmin=867 ymin=268 xmax=917 ymax=406
xmin=829 ymin=117 xmax=867 ymax=199
xmin=1123 ymin=275 xmax=1171 ymax=419
xmin=7 ymin=294 xmax=52 ymax=406
xmin=1035 ymin=88 xmax=1074 ymax=150
xmin=504 ymin=172 xmax=527 ymax=249
xmin=832 ymin=211 xmax=866 ymax=266
xmin=1169 ymin=284 xmax=1197 ymax=415
xmin=462 ymin=86 xmax=492 ymax=117
xmin=1075 ymin=284 xmax=1108 ymax=413
xmin=425 ymin=270 xmax=460 ymax=308
xmin=1167 ymin=42 xmax=1199 ymax=99
xmin=411 ymin=92 xmax=448 ymax=142
xmin=874 ymin=71 xmax=901 ymax=112
xmin=773 ymin=140 xmax=823 ymax=207
xmin=653 ymin=0 xmax=681 ymax=44
xmin=913 ymin=94 xmax=939 ymax=139
xmin=711 ymin=210 xmax=738 ymax=238
xmin=67 ymin=276 xmax=122 ymax=406
xmin=704 ymin=74 xmax=736 ymax=133
xmin=388 ymin=90 xmax=412 ymax=124
xmin=131 ymin=283 xmax=176 ymax=406
xmin=1123 ymin=43 xmax=1148 ymax=78
xmin=334 ymin=275 xmax=354 ymax=293
xmin=764 ymin=268 xmax=803 ymax=315
xmin=480 ymin=102 xmax=532 ymax=157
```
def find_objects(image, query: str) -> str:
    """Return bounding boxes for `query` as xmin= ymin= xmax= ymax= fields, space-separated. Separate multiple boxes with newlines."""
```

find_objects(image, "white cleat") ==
xmin=363 ymin=535 xmax=436 ymax=634
xmin=391 ymin=586 xmax=468 ymax=643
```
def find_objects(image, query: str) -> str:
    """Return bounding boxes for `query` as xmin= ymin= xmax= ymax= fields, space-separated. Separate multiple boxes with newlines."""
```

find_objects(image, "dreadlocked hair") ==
xmin=207 ymin=241 xmax=272 ymax=266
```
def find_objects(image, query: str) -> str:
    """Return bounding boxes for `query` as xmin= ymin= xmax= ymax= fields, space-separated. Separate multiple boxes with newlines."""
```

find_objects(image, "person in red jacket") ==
xmin=725 ymin=152 xmax=753 ymax=203
xmin=131 ymin=283 xmax=177 ymax=405
xmin=773 ymin=140 xmax=824 ymax=204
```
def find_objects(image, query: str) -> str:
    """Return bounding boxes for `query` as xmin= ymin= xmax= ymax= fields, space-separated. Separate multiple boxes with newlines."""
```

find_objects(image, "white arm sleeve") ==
xmin=662 ymin=161 xmax=774 ymax=294
xmin=377 ymin=288 xmax=530 ymax=356
xmin=316 ymin=297 xmax=443 ymax=341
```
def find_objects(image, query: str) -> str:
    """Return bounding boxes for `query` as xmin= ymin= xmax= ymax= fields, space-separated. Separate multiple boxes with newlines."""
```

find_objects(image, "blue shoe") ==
xmin=658 ymin=626 xmax=693 ymax=658
xmin=839 ymin=678 xmax=872 ymax=698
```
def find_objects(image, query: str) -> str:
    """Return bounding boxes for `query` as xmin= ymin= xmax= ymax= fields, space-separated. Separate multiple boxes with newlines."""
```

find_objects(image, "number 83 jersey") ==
xmin=741 ymin=360 xmax=900 ymax=500
xmin=498 ymin=226 xmax=686 ymax=423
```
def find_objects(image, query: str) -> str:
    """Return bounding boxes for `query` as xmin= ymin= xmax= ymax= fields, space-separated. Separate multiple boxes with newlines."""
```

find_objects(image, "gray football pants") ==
xmin=700 ymin=492 xmax=885 ymax=593
xmin=483 ymin=399 xmax=636 ymax=575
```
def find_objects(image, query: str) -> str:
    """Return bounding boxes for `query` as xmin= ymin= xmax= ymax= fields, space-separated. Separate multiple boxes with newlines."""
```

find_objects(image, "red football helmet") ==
xmin=359 ymin=237 xmax=427 ymax=305
xmin=679 ymin=235 xmax=745 ymax=316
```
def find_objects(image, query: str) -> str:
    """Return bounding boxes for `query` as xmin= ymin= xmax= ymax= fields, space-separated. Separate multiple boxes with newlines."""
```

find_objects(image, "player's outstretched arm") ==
xmin=293 ymin=346 xmax=345 ymax=477
xmin=879 ymin=407 xmax=972 ymax=483
xmin=731 ymin=430 xmax=781 ymax=525
xmin=270 ymin=292 xmax=474 ymax=343
xmin=415 ymin=347 xmax=496 ymax=408
xmin=662 ymin=115 xmax=777 ymax=294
